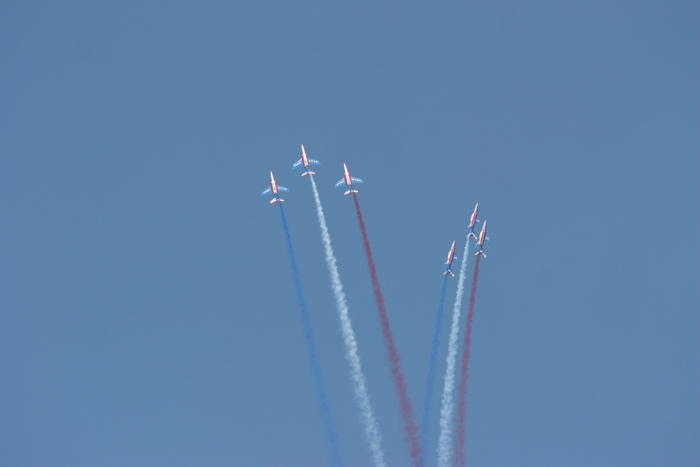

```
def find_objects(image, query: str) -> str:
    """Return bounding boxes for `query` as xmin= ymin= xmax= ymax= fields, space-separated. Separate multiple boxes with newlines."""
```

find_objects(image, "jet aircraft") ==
xmin=261 ymin=171 xmax=289 ymax=204
xmin=467 ymin=203 xmax=480 ymax=240
xmin=444 ymin=240 xmax=458 ymax=277
xmin=335 ymin=163 xmax=363 ymax=195
xmin=292 ymin=144 xmax=321 ymax=176
xmin=475 ymin=221 xmax=489 ymax=258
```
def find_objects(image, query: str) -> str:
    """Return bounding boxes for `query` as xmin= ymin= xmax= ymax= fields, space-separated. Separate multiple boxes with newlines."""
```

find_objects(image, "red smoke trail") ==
xmin=453 ymin=255 xmax=481 ymax=467
xmin=353 ymin=194 xmax=422 ymax=467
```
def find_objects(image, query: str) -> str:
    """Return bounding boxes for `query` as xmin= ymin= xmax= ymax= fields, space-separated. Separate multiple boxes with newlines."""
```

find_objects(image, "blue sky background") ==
xmin=1 ymin=2 xmax=698 ymax=466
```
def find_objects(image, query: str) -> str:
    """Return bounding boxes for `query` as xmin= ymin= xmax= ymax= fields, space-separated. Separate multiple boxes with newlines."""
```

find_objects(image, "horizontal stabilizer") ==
xmin=301 ymin=171 xmax=316 ymax=177
xmin=443 ymin=270 xmax=455 ymax=277
xmin=344 ymin=190 xmax=359 ymax=195
xmin=475 ymin=250 xmax=486 ymax=258
xmin=270 ymin=198 xmax=284 ymax=204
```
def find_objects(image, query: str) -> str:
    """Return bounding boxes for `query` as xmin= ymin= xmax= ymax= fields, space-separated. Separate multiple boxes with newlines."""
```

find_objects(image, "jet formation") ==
xmin=264 ymin=145 xmax=491 ymax=266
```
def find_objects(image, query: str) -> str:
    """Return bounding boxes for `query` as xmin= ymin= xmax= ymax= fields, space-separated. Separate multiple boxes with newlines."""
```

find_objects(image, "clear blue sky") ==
xmin=1 ymin=2 xmax=697 ymax=466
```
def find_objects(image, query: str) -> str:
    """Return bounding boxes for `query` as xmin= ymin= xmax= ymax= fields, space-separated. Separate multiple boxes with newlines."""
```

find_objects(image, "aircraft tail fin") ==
xmin=475 ymin=249 xmax=486 ymax=258
xmin=444 ymin=269 xmax=455 ymax=277
xmin=302 ymin=171 xmax=315 ymax=177
xmin=270 ymin=198 xmax=284 ymax=204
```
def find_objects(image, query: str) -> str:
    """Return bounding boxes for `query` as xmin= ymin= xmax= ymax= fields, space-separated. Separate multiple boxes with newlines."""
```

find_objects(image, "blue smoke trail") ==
xmin=278 ymin=204 xmax=344 ymax=467
xmin=419 ymin=274 xmax=449 ymax=465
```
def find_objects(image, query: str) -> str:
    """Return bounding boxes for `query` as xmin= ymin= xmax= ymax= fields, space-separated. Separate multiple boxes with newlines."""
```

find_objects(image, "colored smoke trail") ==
xmin=309 ymin=176 xmax=386 ymax=467
xmin=352 ymin=194 xmax=422 ymax=467
xmin=437 ymin=240 xmax=470 ymax=467
xmin=419 ymin=275 xmax=449 ymax=465
xmin=453 ymin=255 xmax=481 ymax=467
xmin=278 ymin=204 xmax=345 ymax=467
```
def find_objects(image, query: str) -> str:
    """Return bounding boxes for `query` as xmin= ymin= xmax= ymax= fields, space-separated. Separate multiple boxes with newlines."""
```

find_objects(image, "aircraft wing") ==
xmin=292 ymin=159 xmax=303 ymax=169
xmin=334 ymin=179 xmax=345 ymax=188
xmin=351 ymin=177 xmax=364 ymax=184
xmin=261 ymin=187 xmax=272 ymax=196
xmin=309 ymin=159 xmax=321 ymax=165
xmin=278 ymin=186 xmax=290 ymax=193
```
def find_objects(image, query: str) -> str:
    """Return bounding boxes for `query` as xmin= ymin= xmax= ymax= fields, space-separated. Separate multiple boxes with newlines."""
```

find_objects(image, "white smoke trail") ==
xmin=437 ymin=240 xmax=470 ymax=467
xmin=309 ymin=176 xmax=386 ymax=467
